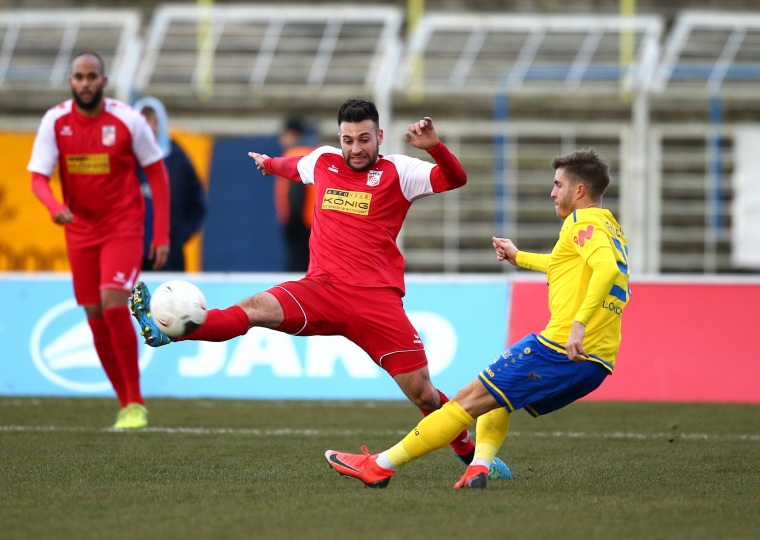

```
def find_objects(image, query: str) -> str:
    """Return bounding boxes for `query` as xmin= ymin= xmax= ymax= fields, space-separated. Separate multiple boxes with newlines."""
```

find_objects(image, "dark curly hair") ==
xmin=337 ymin=99 xmax=379 ymax=127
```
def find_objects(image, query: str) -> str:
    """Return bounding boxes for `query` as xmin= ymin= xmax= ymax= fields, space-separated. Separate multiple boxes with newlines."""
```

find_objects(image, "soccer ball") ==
xmin=149 ymin=280 xmax=208 ymax=338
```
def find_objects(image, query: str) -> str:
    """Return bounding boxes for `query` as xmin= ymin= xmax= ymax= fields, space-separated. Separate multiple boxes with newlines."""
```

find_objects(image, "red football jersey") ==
xmin=28 ymin=98 xmax=164 ymax=247
xmin=271 ymin=146 xmax=451 ymax=295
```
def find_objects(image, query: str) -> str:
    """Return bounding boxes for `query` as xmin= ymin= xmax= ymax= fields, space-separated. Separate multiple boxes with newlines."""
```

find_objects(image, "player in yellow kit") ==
xmin=324 ymin=148 xmax=630 ymax=489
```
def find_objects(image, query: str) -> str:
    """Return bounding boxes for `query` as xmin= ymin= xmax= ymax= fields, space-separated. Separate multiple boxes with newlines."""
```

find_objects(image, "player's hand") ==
xmin=248 ymin=152 xmax=272 ymax=176
xmin=52 ymin=207 xmax=74 ymax=225
xmin=566 ymin=321 xmax=589 ymax=361
xmin=492 ymin=237 xmax=518 ymax=265
xmin=150 ymin=244 xmax=170 ymax=270
xmin=404 ymin=117 xmax=439 ymax=151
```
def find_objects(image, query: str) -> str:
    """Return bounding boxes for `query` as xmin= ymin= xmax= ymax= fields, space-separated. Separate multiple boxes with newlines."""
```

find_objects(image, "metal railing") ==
xmin=0 ymin=9 xmax=141 ymax=103
xmin=388 ymin=120 xmax=736 ymax=275
xmin=1 ymin=6 xmax=759 ymax=274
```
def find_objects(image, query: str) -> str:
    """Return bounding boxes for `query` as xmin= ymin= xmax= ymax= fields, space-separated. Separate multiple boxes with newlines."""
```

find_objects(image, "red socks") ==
xmin=179 ymin=305 xmax=250 ymax=342
xmin=103 ymin=306 xmax=143 ymax=405
xmin=88 ymin=316 xmax=127 ymax=407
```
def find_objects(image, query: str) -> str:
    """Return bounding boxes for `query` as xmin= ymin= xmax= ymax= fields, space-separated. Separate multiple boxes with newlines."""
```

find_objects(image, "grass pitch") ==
xmin=1 ymin=398 xmax=758 ymax=540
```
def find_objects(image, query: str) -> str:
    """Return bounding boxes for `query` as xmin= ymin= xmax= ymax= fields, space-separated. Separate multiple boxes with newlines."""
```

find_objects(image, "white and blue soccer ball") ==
xmin=149 ymin=280 xmax=208 ymax=338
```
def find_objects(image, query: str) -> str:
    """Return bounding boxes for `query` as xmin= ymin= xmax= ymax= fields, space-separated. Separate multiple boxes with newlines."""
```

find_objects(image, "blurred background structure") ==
xmin=2 ymin=0 xmax=760 ymax=275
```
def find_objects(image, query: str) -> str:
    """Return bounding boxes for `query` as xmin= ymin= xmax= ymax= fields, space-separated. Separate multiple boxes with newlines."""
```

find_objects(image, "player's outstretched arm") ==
xmin=404 ymin=116 xmax=439 ymax=151
xmin=493 ymin=237 xmax=518 ymax=265
xmin=248 ymin=152 xmax=272 ymax=176
xmin=423 ymin=121 xmax=467 ymax=192
xmin=495 ymin=236 xmax=551 ymax=273
xmin=250 ymin=152 xmax=305 ymax=182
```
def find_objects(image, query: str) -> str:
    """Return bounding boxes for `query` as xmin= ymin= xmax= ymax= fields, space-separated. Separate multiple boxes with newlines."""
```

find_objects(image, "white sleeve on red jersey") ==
xmin=106 ymin=99 xmax=164 ymax=167
xmin=383 ymin=154 xmax=435 ymax=201
xmin=27 ymin=103 xmax=67 ymax=177
xmin=295 ymin=145 xmax=338 ymax=185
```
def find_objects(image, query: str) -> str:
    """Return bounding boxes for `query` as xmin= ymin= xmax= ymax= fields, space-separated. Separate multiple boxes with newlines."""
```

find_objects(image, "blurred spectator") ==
xmin=134 ymin=96 xmax=207 ymax=272
xmin=274 ymin=117 xmax=316 ymax=272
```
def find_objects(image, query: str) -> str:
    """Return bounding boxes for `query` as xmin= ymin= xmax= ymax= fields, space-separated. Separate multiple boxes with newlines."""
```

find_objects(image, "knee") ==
xmin=411 ymin=386 xmax=442 ymax=411
xmin=393 ymin=366 xmax=443 ymax=410
xmin=238 ymin=292 xmax=283 ymax=328
xmin=84 ymin=305 xmax=102 ymax=319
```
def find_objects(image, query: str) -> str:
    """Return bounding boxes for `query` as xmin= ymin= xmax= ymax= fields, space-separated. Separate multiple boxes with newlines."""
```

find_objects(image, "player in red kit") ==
xmin=130 ymin=99 xmax=510 ymax=478
xmin=29 ymin=52 xmax=170 ymax=429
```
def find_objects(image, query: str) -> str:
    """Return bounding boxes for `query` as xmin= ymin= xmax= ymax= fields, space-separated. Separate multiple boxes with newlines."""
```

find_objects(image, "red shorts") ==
xmin=267 ymin=278 xmax=427 ymax=377
xmin=67 ymin=236 xmax=143 ymax=306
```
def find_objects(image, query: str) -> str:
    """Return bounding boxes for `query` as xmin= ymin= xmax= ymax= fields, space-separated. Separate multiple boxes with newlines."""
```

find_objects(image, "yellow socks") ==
xmin=385 ymin=400 xmax=474 ymax=468
xmin=472 ymin=408 xmax=510 ymax=465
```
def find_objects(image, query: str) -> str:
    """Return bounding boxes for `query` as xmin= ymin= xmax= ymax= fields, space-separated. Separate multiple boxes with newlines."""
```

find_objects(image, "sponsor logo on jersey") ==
xmin=60 ymin=125 xmax=73 ymax=136
xmin=66 ymin=154 xmax=110 ymax=174
xmin=30 ymin=299 xmax=153 ymax=392
xmin=602 ymin=300 xmax=624 ymax=316
xmin=102 ymin=125 xmax=116 ymax=146
xmin=328 ymin=164 xmax=339 ymax=173
xmin=322 ymin=188 xmax=372 ymax=215
xmin=366 ymin=169 xmax=383 ymax=187
xmin=574 ymin=225 xmax=595 ymax=247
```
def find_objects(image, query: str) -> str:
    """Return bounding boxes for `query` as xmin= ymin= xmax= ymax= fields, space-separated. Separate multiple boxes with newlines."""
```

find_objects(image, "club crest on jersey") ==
xmin=102 ymin=125 xmax=116 ymax=146
xmin=366 ymin=170 xmax=383 ymax=187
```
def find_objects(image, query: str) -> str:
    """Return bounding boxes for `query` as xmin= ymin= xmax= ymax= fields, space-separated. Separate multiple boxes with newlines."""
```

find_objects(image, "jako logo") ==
xmin=574 ymin=225 xmax=595 ymax=247
xmin=30 ymin=299 xmax=154 ymax=393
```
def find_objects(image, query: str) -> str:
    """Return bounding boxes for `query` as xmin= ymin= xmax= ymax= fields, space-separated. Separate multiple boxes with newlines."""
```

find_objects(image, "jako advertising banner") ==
xmin=0 ymin=273 xmax=510 ymax=400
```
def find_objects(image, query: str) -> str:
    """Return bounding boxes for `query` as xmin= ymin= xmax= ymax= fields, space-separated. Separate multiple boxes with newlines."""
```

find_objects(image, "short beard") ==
xmin=72 ymin=87 xmax=103 ymax=111
xmin=346 ymin=161 xmax=373 ymax=172
xmin=343 ymin=150 xmax=378 ymax=172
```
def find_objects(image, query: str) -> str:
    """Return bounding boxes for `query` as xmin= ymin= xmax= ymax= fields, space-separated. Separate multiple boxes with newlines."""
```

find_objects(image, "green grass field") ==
xmin=1 ymin=397 xmax=758 ymax=540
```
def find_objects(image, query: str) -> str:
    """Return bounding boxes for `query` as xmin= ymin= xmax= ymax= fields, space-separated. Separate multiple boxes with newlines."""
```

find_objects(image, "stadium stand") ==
xmin=1 ymin=2 xmax=760 ymax=274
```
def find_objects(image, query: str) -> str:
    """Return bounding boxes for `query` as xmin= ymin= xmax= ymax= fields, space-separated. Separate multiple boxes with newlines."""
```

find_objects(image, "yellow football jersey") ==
xmin=519 ymin=208 xmax=630 ymax=371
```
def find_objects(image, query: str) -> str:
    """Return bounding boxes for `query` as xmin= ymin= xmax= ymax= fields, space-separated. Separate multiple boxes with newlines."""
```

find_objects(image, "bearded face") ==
xmin=72 ymin=85 xmax=104 ymax=111
xmin=69 ymin=54 xmax=107 ymax=114
xmin=339 ymin=119 xmax=383 ymax=172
